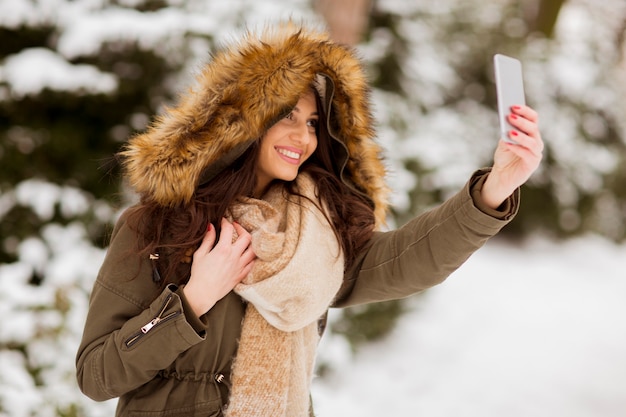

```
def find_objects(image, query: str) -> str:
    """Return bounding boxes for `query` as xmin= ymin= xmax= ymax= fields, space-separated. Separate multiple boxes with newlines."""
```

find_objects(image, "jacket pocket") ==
xmin=125 ymin=293 xmax=181 ymax=348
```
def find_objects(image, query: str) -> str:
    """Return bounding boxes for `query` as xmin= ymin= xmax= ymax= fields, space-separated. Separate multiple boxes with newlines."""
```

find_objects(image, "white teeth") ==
xmin=277 ymin=148 xmax=300 ymax=159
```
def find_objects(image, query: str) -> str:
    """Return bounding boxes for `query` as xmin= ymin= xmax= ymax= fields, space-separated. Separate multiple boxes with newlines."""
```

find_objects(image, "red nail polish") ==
xmin=510 ymin=114 xmax=518 ymax=120
xmin=510 ymin=130 xmax=519 ymax=136
xmin=512 ymin=105 xmax=521 ymax=110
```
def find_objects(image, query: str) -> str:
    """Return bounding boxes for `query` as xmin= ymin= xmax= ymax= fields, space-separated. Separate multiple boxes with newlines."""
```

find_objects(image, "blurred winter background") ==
xmin=1 ymin=0 xmax=625 ymax=416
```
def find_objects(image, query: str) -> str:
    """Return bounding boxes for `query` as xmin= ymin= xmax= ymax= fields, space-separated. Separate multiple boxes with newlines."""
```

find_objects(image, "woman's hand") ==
xmin=481 ymin=105 xmax=544 ymax=209
xmin=183 ymin=218 xmax=256 ymax=317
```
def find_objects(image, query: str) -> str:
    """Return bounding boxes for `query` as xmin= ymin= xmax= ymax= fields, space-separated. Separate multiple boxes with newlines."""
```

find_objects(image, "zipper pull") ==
xmin=141 ymin=317 xmax=161 ymax=333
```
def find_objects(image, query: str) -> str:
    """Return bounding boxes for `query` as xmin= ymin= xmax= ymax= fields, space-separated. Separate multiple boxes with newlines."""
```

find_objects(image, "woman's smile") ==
xmin=275 ymin=146 xmax=303 ymax=164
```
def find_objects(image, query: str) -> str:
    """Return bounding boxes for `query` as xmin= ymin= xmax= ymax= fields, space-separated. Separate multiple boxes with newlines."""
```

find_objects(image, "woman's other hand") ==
xmin=481 ymin=105 xmax=544 ymax=209
xmin=183 ymin=218 xmax=256 ymax=317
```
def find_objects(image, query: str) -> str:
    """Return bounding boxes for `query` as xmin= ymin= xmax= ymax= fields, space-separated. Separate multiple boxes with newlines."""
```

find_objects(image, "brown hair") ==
xmin=124 ymin=88 xmax=375 ymax=287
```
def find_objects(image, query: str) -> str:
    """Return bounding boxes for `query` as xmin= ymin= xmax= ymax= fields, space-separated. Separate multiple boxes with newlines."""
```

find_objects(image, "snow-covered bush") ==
xmin=0 ymin=180 xmax=115 ymax=416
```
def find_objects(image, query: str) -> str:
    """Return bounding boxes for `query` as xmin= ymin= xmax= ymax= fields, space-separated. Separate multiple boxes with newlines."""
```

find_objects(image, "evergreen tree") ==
xmin=0 ymin=1 xmax=316 ymax=415
xmin=362 ymin=0 xmax=626 ymax=240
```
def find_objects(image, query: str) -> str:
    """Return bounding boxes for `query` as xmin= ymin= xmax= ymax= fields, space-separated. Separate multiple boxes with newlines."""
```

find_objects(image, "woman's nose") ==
xmin=289 ymin=121 xmax=311 ymax=144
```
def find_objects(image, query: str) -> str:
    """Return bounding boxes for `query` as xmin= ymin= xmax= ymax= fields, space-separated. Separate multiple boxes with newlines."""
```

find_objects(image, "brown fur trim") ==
xmin=120 ymin=21 xmax=389 ymax=225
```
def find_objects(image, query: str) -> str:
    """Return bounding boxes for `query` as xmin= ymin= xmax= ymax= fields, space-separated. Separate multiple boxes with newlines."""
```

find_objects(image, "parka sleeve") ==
xmin=333 ymin=169 xmax=519 ymax=308
xmin=75 ymin=213 xmax=206 ymax=401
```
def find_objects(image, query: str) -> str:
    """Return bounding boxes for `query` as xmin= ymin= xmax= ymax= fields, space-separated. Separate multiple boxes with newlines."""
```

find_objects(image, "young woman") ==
xmin=76 ymin=23 xmax=543 ymax=417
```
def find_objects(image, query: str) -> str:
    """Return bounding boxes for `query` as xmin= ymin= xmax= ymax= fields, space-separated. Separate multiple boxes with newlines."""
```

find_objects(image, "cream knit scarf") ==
xmin=225 ymin=174 xmax=344 ymax=417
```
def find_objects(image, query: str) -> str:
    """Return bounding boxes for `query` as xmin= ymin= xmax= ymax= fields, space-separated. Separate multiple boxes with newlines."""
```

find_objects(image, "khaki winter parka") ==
xmin=76 ymin=170 xmax=518 ymax=416
xmin=76 ymin=23 xmax=520 ymax=417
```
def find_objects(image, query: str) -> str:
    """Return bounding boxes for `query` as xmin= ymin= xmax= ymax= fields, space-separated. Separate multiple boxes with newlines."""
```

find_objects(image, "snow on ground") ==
xmin=312 ymin=235 xmax=626 ymax=417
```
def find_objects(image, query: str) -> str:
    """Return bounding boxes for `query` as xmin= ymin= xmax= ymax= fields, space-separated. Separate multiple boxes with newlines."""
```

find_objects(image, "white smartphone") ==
xmin=494 ymin=54 xmax=525 ymax=144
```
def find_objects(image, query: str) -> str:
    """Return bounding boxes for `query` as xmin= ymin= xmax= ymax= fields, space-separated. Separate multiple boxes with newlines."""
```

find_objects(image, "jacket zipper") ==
xmin=125 ymin=293 xmax=180 ymax=348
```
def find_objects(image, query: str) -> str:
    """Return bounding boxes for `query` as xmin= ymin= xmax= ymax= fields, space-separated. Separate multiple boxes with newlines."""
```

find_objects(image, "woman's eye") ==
xmin=307 ymin=119 xmax=318 ymax=128
xmin=285 ymin=112 xmax=294 ymax=121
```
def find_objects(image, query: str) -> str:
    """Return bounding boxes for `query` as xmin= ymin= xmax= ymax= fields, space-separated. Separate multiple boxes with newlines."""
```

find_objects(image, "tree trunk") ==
xmin=315 ymin=0 xmax=371 ymax=45
xmin=528 ymin=0 xmax=567 ymax=38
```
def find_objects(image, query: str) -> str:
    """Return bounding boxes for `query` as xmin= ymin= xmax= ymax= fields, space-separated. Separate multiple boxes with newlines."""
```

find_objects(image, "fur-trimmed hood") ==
xmin=120 ymin=22 xmax=389 ymax=225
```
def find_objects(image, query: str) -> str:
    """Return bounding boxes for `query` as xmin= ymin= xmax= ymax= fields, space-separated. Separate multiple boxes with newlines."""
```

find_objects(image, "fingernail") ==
xmin=510 ymin=130 xmax=519 ymax=136
xmin=509 ymin=114 xmax=518 ymax=120
xmin=512 ymin=105 xmax=521 ymax=110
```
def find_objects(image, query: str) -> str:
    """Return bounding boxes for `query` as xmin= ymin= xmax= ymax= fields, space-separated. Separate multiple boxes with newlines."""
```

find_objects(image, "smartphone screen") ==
xmin=494 ymin=54 xmax=525 ymax=143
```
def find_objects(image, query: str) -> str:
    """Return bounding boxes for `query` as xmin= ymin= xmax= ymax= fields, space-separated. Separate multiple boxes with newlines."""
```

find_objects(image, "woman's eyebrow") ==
xmin=293 ymin=106 xmax=319 ymax=116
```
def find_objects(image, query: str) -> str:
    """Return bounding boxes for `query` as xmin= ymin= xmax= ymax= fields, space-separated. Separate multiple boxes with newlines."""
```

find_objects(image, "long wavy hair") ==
xmin=124 ymin=88 xmax=376 ymax=287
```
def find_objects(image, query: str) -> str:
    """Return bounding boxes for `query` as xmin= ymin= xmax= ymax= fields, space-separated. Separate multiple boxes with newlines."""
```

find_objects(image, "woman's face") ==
xmin=254 ymin=89 xmax=319 ymax=197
